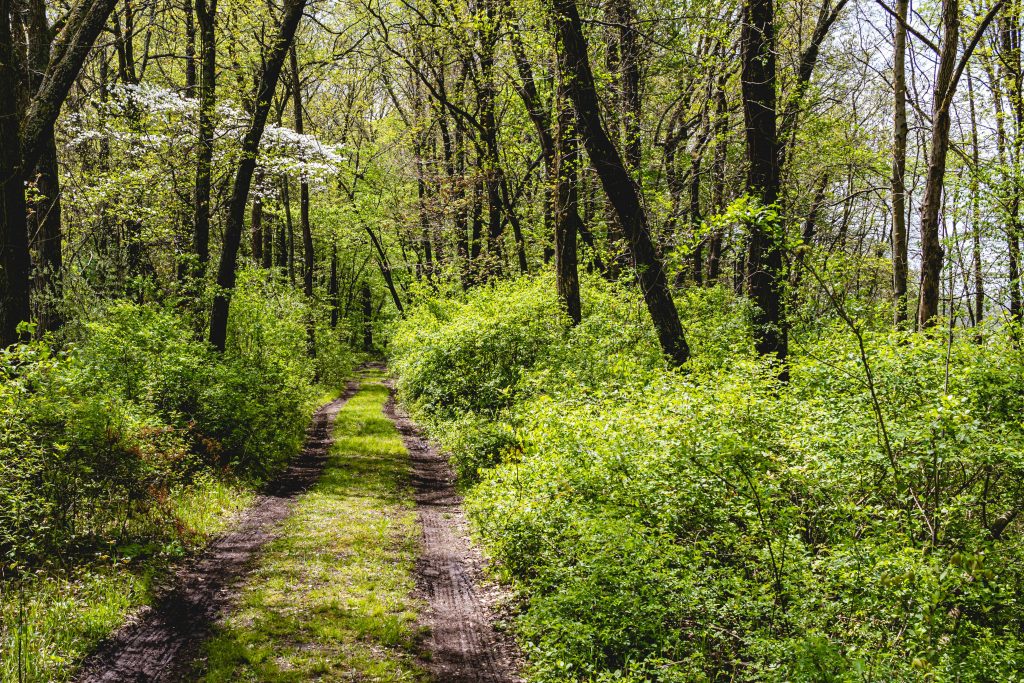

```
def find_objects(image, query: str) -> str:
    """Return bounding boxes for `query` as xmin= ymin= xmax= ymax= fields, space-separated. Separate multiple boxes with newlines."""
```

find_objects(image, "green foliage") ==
xmin=389 ymin=275 xmax=571 ymax=417
xmin=390 ymin=275 xmax=1024 ymax=682
xmin=1 ymin=270 xmax=351 ymax=569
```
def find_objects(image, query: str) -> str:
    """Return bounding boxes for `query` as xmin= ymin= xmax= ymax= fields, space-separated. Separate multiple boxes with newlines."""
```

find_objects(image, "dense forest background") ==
xmin=2 ymin=0 xmax=1024 ymax=678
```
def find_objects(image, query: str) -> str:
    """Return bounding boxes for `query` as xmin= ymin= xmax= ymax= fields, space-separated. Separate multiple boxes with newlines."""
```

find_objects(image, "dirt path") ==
xmin=75 ymin=384 xmax=357 ymax=683
xmin=384 ymin=392 xmax=522 ymax=683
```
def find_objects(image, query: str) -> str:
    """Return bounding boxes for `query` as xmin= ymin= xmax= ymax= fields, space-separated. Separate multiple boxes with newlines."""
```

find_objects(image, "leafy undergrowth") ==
xmin=198 ymin=379 xmax=427 ymax=682
xmin=0 ymin=271 xmax=354 ymax=682
xmin=0 ymin=477 xmax=252 ymax=683
xmin=390 ymin=274 xmax=1024 ymax=682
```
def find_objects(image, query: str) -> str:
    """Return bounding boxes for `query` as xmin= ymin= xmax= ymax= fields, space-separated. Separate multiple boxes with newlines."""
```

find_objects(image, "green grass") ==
xmin=198 ymin=381 xmax=428 ymax=682
xmin=0 ymin=476 xmax=253 ymax=683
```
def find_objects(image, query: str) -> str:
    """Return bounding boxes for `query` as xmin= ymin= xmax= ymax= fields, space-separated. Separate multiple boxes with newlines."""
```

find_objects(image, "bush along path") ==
xmin=74 ymin=382 xmax=359 ymax=683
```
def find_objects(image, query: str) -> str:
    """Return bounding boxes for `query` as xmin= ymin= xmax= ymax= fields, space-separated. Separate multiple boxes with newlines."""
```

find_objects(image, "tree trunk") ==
xmin=891 ymin=0 xmax=910 ymax=326
xmin=554 ymin=57 xmax=582 ymax=325
xmin=479 ymin=0 xmax=503 ymax=278
xmin=967 ymin=67 xmax=985 ymax=324
xmin=551 ymin=0 xmax=689 ymax=365
xmin=193 ymin=0 xmax=216 ymax=276
xmin=282 ymin=176 xmax=296 ymax=284
xmin=614 ymin=0 xmax=642 ymax=175
xmin=1001 ymin=5 xmax=1024 ymax=321
xmin=361 ymin=281 xmax=372 ymax=351
xmin=1 ymin=0 xmax=118 ymax=345
xmin=917 ymin=0 xmax=959 ymax=328
xmin=0 ymin=0 xmax=30 ymax=345
xmin=742 ymin=0 xmax=787 ymax=366
xmin=25 ymin=0 xmax=62 ymax=334
xmin=290 ymin=44 xmax=314 ymax=300
xmin=689 ymin=150 xmax=704 ymax=285
xmin=707 ymin=73 xmax=727 ymax=283
xmin=250 ymin=186 xmax=264 ymax=264
xmin=290 ymin=44 xmax=315 ymax=357
xmin=184 ymin=0 xmax=197 ymax=93
xmin=329 ymin=244 xmax=339 ymax=328
xmin=208 ymin=0 xmax=307 ymax=351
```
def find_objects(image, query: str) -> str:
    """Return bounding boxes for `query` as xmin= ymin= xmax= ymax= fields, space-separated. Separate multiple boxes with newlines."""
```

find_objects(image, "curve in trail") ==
xmin=75 ymin=383 xmax=358 ymax=683
xmin=384 ymin=392 xmax=522 ymax=683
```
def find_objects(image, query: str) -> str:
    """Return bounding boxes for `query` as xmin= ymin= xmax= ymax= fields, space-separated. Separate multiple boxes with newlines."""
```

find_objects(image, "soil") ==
xmin=74 ymin=383 xmax=357 ymax=683
xmin=384 ymin=391 xmax=523 ymax=683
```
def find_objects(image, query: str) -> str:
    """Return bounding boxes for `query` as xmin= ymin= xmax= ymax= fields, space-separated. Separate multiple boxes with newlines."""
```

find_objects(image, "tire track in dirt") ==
xmin=75 ymin=382 xmax=358 ymax=683
xmin=384 ymin=390 xmax=522 ymax=683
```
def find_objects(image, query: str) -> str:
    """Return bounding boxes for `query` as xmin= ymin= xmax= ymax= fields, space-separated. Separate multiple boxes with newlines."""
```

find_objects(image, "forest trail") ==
xmin=74 ymin=374 xmax=520 ymax=682
xmin=386 ymin=389 xmax=522 ymax=683
xmin=74 ymin=385 xmax=357 ymax=683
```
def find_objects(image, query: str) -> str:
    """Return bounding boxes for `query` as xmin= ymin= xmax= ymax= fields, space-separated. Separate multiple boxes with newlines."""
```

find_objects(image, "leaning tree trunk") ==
xmin=208 ymin=0 xmax=307 ymax=351
xmin=551 ymin=0 xmax=690 ymax=365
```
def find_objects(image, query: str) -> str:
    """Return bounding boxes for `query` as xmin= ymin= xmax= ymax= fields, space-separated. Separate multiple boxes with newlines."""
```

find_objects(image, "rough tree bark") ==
xmin=25 ymin=0 xmax=63 ymax=333
xmin=1000 ymin=2 xmax=1023 ymax=321
xmin=0 ymin=0 xmax=30 ymax=345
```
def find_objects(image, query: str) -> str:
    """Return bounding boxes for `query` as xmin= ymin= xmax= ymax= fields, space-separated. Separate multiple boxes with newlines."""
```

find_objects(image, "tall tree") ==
xmin=741 ymin=0 xmax=786 ymax=365
xmin=1 ymin=0 xmax=118 ymax=346
xmin=0 ymin=0 xmax=29 ymax=346
xmin=192 ymin=0 xmax=217 ymax=278
xmin=550 ymin=0 xmax=690 ymax=365
xmin=891 ymin=0 xmax=910 ymax=326
xmin=917 ymin=0 xmax=1002 ymax=327
xmin=554 ymin=51 xmax=582 ymax=325
xmin=999 ymin=0 xmax=1023 ymax=321
xmin=291 ymin=43 xmax=316 ymax=357
xmin=208 ymin=0 xmax=308 ymax=350
xmin=25 ymin=0 xmax=63 ymax=333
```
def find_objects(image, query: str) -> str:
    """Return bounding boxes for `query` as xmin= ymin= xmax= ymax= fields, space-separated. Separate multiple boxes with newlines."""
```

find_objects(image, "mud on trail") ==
xmin=385 ymin=392 xmax=522 ymax=683
xmin=75 ymin=384 xmax=357 ymax=683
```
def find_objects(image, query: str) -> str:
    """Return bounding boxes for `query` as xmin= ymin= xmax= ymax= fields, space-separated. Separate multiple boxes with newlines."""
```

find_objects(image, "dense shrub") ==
xmin=1 ymin=270 xmax=352 ymax=569
xmin=390 ymin=275 xmax=570 ymax=417
xmin=390 ymin=275 xmax=1024 ymax=682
